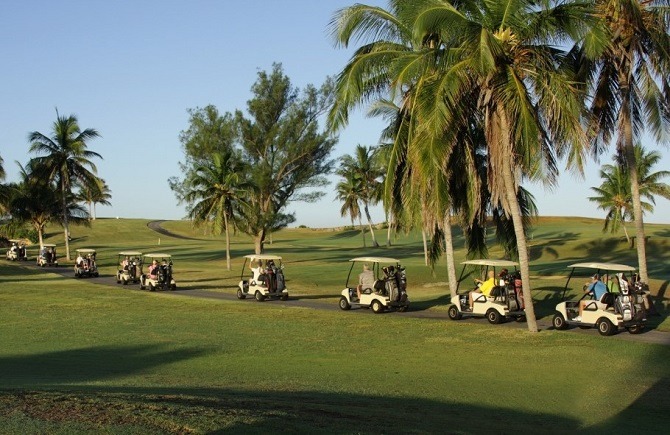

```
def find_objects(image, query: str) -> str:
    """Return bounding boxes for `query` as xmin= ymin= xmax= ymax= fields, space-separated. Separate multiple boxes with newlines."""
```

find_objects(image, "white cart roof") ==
xmin=243 ymin=254 xmax=282 ymax=260
xmin=567 ymin=262 xmax=636 ymax=272
xmin=461 ymin=259 xmax=518 ymax=267
xmin=349 ymin=257 xmax=400 ymax=263
xmin=76 ymin=248 xmax=97 ymax=254
xmin=144 ymin=253 xmax=172 ymax=259
xmin=119 ymin=251 xmax=143 ymax=256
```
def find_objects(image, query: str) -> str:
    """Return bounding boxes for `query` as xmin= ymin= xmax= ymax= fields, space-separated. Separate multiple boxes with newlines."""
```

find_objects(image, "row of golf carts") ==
xmin=116 ymin=252 xmax=177 ymax=291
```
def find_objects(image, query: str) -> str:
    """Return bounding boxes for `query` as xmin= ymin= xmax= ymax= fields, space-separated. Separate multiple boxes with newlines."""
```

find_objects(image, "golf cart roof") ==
xmin=144 ymin=253 xmax=172 ymax=259
xmin=567 ymin=262 xmax=636 ymax=272
xmin=461 ymin=259 xmax=518 ymax=267
xmin=243 ymin=254 xmax=282 ymax=260
xmin=9 ymin=239 xmax=25 ymax=243
xmin=76 ymin=248 xmax=97 ymax=254
xmin=119 ymin=251 xmax=143 ymax=256
xmin=42 ymin=244 xmax=56 ymax=247
xmin=349 ymin=257 xmax=400 ymax=263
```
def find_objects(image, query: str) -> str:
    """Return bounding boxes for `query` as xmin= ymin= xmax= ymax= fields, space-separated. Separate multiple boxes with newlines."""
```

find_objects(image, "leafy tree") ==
xmin=590 ymin=144 xmax=670 ymax=243
xmin=576 ymin=0 xmax=670 ymax=282
xmin=173 ymin=65 xmax=337 ymax=254
xmin=183 ymin=149 xmax=251 ymax=270
xmin=28 ymin=110 xmax=101 ymax=259
xmin=235 ymin=64 xmax=337 ymax=253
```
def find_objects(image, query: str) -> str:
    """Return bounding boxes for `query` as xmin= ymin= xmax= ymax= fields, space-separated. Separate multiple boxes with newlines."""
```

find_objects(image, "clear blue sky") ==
xmin=1 ymin=0 xmax=668 ymax=227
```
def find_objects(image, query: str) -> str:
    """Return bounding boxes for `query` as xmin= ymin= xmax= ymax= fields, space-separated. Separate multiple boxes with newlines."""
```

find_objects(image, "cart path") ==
xmin=146 ymin=220 xmax=202 ymax=241
xmin=20 ymin=263 xmax=670 ymax=346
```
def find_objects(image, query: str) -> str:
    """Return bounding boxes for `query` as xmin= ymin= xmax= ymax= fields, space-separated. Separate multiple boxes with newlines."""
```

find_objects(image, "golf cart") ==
xmin=338 ymin=257 xmax=409 ymax=313
xmin=6 ymin=239 xmax=28 ymax=261
xmin=552 ymin=262 xmax=647 ymax=336
xmin=116 ymin=251 xmax=142 ymax=285
xmin=447 ymin=259 xmax=526 ymax=324
xmin=37 ymin=244 xmax=58 ymax=267
xmin=237 ymin=254 xmax=288 ymax=301
xmin=139 ymin=253 xmax=176 ymax=291
xmin=74 ymin=248 xmax=99 ymax=278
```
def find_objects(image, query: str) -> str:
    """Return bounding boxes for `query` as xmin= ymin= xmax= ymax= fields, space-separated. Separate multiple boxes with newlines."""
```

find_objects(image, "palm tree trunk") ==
xmin=421 ymin=229 xmax=429 ymax=266
xmin=254 ymin=228 xmax=266 ymax=255
xmin=363 ymin=202 xmax=379 ymax=247
xmin=443 ymin=211 xmax=457 ymax=298
xmin=620 ymin=209 xmax=630 ymax=245
xmin=501 ymin=149 xmax=538 ymax=333
xmin=224 ymin=212 xmax=231 ymax=271
xmin=360 ymin=217 xmax=366 ymax=247
xmin=386 ymin=213 xmax=392 ymax=247
xmin=61 ymin=183 xmax=71 ymax=260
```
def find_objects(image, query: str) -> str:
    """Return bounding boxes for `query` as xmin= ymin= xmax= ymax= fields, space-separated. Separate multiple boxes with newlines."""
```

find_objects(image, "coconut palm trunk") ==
xmin=362 ymin=201 xmax=379 ymax=247
xmin=224 ymin=211 xmax=231 ymax=271
xmin=443 ymin=211 xmax=457 ymax=298
xmin=61 ymin=184 xmax=71 ymax=260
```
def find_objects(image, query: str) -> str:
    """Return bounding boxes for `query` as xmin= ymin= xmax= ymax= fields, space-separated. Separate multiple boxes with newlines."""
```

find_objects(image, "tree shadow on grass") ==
xmin=0 ymin=344 xmax=213 ymax=388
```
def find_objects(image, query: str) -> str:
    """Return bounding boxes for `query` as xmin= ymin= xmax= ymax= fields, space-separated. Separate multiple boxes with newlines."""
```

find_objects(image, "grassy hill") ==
xmin=0 ymin=217 xmax=668 ymax=433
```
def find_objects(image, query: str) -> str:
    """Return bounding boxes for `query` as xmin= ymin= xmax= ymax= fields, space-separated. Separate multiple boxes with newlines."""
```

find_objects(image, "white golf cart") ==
xmin=6 ymin=239 xmax=29 ymax=261
xmin=37 ymin=244 xmax=58 ymax=267
xmin=338 ymin=257 xmax=409 ymax=313
xmin=237 ymin=254 xmax=288 ymax=301
xmin=74 ymin=248 xmax=99 ymax=278
xmin=552 ymin=262 xmax=647 ymax=336
xmin=116 ymin=251 xmax=142 ymax=285
xmin=139 ymin=253 xmax=176 ymax=291
xmin=447 ymin=259 xmax=526 ymax=324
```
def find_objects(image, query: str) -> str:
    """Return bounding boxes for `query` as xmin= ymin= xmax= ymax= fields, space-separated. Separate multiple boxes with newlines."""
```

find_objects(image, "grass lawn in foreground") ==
xmin=0 ymin=217 xmax=668 ymax=433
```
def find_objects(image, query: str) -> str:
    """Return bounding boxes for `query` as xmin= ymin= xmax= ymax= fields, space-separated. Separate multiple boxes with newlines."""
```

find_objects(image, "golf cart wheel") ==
xmin=280 ymin=293 xmax=288 ymax=301
xmin=371 ymin=300 xmax=384 ymax=314
xmin=627 ymin=324 xmax=644 ymax=335
xmin=447 ymin=305 xmax=462 ymax=320
xmin=397 ymin=305 xmax=408 ymax=312
xmin=486 ymin=309 xmax=502 ymax=325
xmin=237 ymin=289 xmax=246 ymax=299
xmin=170 ymin=284 xmax=177 ymax=291
xmin=149 ymin=283 xmax=155 ymax=292
xmin=255 ymin=291 xmax=265 ymax=302
xmin=122 ymin=278 xmax=128 ymax=285
xmin=597 ymin=318 xmax=615 ymax=336
xmin=552 ymin=313 xmax=568 ymax=330
xmin=515 ymin=315 xmax=526 ymax=323
xmin=339 ymin=296 xmax=351 ymax=311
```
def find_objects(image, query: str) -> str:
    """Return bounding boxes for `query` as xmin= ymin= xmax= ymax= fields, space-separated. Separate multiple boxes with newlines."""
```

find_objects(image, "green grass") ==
xmin=1 ymin=217 xmax=669 ymax=433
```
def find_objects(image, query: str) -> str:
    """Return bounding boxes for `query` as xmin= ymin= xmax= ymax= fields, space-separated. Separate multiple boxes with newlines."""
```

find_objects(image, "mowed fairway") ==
xmin=0 ymin=218 xmax=669 ymax=433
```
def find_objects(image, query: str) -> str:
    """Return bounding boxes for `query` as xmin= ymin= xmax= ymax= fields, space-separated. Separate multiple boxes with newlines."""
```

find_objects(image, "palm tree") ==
xmin=405 ymin=0 xmax=591 ymax=332
xmin=10 ymin=161 xmax=89 ymax=247
xmin=335 ymin=170 xmax=365 ymax=245
xmin=78 ymin=177 xmax=112 ymax=220
xmin=577 ymin=0 xmax=670 ymax=282
xmin=183 ymin=149 xmax=250 ymax=271
xmin=28 ymin=111 xmax=101 ymax=260
xmin=338 ymin=145 xmax=384 ymax=247
xmin=590 ymin=144 xmax=670 ymax=243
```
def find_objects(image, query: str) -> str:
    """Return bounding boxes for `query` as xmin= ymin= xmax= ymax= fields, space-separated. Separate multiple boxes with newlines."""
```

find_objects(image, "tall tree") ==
xmin=590 ymin=144 xmax=670 ymax=243
xmin=28 ymin=110 xmax=101 ymax=260
xmin=235 ymin=63 xmax=337 ymax=253
xmin=77 ymin=177 xmax=111 ymax=220
xmin=337 ymin=145 xmax=383 ymax=247
xmin=576 ymin=0 xmax=670 ymax=282
xmin=335 ymin=170 xmax=365 ymax=244
xmin=183 ymin=150 xmax=250 ymax=270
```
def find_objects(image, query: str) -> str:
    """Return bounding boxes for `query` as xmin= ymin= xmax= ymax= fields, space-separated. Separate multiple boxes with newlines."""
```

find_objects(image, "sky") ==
xmin=1 ymin=0 xmax=669 ymax=227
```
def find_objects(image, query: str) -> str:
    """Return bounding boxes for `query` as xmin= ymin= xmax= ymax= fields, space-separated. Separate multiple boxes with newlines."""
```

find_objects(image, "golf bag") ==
xmin=615 ymin=280 xmax=646 ymax=322
xmin=157 ymin=262 xmax=172 ymax=287
xmin=382 ymin=265 xmax=408 ymax=303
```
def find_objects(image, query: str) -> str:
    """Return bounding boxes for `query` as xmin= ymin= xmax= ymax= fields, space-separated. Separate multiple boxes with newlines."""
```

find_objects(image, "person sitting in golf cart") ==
xmin=469 ymin=270 xmax=496 ymax=310
xmin=357 ymin=263 xmax=375 ymax=300
xmin=148 ymin=260 xmax=159 ymax=279
xmin=576 ymin=274 xmax=609 ymax=321
xmin=250 ymin=260 xmax=267 ymax=286
xmin=76 ymin=252 xmax=85 ymax=268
